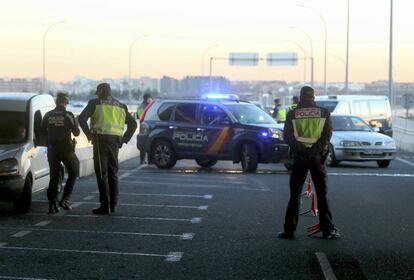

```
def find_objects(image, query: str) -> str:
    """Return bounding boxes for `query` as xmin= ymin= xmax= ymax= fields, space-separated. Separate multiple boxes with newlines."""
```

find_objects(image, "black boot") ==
xmin=92 ymin=207 xmax=110 ymax=215
xmin=58 ymin=199 xmax=72 ymax=210
xmin=48 ymin=202 xmax=59 ymax=214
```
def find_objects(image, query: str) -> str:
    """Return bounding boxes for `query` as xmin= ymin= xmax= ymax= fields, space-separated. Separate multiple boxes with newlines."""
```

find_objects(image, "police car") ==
xmin=137 ymin=94 xmax=289 ymax=172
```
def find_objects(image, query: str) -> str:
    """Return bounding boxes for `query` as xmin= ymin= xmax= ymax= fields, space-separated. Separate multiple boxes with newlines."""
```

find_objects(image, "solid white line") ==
xmin=0 ymin=276 xmax=54 ymax=280
xmin=246 ymin=176 xmax=270 ymax=191
xmin=32 ymin=200 xmax=207 ymax=210
xmin=34 ymin=221 xmax=51 ymax=227
xmin=83 ymin=195 xmax=95 ymax=201
xmin=71 ymin=202 xmax=83 ymax=208
xmin=28 ymin=213 xmax=201 ymax=223
xmin=11 ymin=230 xmax=32 ymax=238
xmin=0 ymin=244 xmax=176 ymax=259
xmin=121 ymin=175 xmax=247 ymax=185
xmin=328 ymin=172 xmax=414 ymax=178
xmin=133 ymin=164 xmax=148 ymax=171
xmin=165 ymin=252 xmax=183 ymax=262
xmin=315 ymin=252 xmax=337 ymax=280
xmin=397 ymin=157 xmax=414 ymax=168
xmin=0 ymin=226 xmax=193 ymax=240
xmin=119 ymin=172 xmax=131 ymax=180
xmin=83 ymin=192 xmax=214 ymax=200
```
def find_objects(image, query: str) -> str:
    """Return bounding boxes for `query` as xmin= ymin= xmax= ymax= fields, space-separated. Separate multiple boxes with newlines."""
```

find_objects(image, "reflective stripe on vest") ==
xmin=292 ymin=108 xmax=325 ymax=147
xmin=277 ymin=108 xmax=286 ymax=122
xmin=91 ymin=104 xmax=126 ymax=136
xmin=290 ymin=104 xmax=298 ymax=110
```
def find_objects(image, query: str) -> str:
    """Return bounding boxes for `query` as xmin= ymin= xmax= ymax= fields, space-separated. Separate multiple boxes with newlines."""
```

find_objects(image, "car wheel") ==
xmin=14 ymin=176 xmax=32 ymax=214
xmin=326 ymin=144 xmax=339 ymax=167
xmin=152 ymin=140 xmax=177 ymax=169
xmin=195 ymin=159 xmax=217 ymax=168
xmin=377 ymin=160 xmax=390 ymax=168
xmin=241 ymin=143 xmax=258 ymax=172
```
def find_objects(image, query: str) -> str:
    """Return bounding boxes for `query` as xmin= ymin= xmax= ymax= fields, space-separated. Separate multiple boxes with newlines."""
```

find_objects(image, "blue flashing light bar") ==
xmin=201 ymin=93 xmax=239 ymax=101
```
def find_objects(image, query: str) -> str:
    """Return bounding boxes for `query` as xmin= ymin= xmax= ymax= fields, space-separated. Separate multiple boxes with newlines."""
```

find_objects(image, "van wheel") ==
xmin=196 ymin=159 xmax=217 ymax=168
xmin=152 ymin=140 xmax=176 ymax=169
xmin=241 ymin=143 xmax=258 ymax=172
xmin=377 ymin=160 xmax=390 ymax=168
xmin=14 ymin=176 xmax=32 ymax=214
xmin=326 ymin=144 xmax=339 ymax=167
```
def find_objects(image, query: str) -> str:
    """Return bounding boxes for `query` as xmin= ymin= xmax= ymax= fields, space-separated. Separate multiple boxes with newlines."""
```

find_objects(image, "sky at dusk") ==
xmin=0 ymin=0 xmax=413 ymax=83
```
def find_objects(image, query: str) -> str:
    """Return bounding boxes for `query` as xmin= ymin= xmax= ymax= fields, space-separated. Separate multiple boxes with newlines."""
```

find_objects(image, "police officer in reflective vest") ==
xmin=79 ymin=83 xmax=137 ymax=215
xmin=290 ymin=96 xmax=299 ymax=111
xmin=136 ymin=93 xmax=153 ymax=164
xmin=41 ymin=92 xmax=80 ymax=213
xmin=278 ymin=86 xmax=340 ymax=239
xmin=272 ymin=98 xmax=286 ymax=123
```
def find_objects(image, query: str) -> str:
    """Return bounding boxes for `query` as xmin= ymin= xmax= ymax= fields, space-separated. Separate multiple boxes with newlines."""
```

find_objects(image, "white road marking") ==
xmin=328 ymin=172 xmax=414 ymax=178
xmin=0 ymin=276 xmax=54 ymax=280
xmin=82 ymin=195 xmax=95 ymax=201
xmin=0 ymin=245 xmax=182 ymax=260
xmin=397 ymin=157 xmax=414 ymax=168
xmin=83 ymin=192 xmax=214 ymax=200
xmin=11 ymin=230 xmax=32 ymax=238
xmin=0 ymin=226 xmax=194 ymax=240
xmin=28 ymin=213 xmax=201 ymax=223
xmin=34 ymin=221 xmax=51 ymax=227
xmin=119 ymin=172 xmax=131 ymax=180
xmin=71 ymin=202 xmax=83 ymax=208
xmin=315 ymin=252 xmax=337 ymax=280
xmin=121 ymin=175 xmax=248 ymax=185
xmin=134 ymin=164 xmax=148 ymax=171
xmin=165 ymin=252 xmax=183 ymax=262
xmin=32 ymin=200 xmax=207 ymax=210
xmin=246 ymin=175 xmax=271 ymax=191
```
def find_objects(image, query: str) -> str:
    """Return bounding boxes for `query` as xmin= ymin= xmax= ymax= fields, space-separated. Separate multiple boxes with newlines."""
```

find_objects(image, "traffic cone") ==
xmin=302 ymin=176 xmax=313 ymax=198
xmin=310 ymin=192 xmax=318 ymax=216
xmin=307 ymin=223 xmax=321 ymax=236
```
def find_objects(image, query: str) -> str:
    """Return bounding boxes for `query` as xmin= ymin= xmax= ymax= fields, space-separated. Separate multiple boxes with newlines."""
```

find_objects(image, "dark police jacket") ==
xmin=40 ymin=105 xmax=80 ymax=153
xmin=283 ymin=99 xmax=332 ymax=160
xmin=78 ymin=95 xmax=137 ymax=145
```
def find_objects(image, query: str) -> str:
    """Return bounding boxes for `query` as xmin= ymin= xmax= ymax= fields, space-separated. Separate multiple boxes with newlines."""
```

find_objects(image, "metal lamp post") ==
xmin=289 ymin=26 xmax=314 ymax=87
xmin=128 ymin=34 xmax=148 ymax=103
xmin=201 ymin=44 xmax=219 ymax=76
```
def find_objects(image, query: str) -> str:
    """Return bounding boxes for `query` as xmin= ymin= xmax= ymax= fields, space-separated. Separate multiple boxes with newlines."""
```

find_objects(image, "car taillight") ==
xmin=139 ymin=101 xmax=155 ymax=122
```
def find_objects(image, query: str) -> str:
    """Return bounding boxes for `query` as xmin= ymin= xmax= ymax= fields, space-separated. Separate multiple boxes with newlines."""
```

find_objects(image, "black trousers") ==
xmin=47 ymin=146 xmax=79 ymax=203
xmin=283 ymin=155 xmax=334 ymax=234
xmin=93 ymin=137 xmax=120 ymax=210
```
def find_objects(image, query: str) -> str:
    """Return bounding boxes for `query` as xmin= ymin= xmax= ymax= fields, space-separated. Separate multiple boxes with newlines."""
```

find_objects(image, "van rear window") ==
xmin=315 ymin=101 xmax=338 ymax=112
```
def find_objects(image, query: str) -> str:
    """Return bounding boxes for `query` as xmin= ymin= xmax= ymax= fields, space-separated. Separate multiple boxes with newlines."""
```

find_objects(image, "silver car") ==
xmin=326 ymin=114 xmax=397 ymax=168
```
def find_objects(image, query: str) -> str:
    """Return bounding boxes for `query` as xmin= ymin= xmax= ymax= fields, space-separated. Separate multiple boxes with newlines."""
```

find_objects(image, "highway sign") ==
xmin=267 ymin=52 xmax=298 ymax=66
xmin=229 ymin=53 xmax=259 ymax=66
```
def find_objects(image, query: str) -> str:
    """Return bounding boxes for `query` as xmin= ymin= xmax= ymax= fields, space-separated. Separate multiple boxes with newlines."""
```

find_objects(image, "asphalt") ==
xmin=0 ymin=154 xmax=413 ymax=280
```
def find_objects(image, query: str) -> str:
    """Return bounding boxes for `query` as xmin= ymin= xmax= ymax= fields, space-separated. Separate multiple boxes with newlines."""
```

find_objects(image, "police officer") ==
xmin=41 ymin=92 xmax=80 ymax=213
xmin=136 ymin=93 xmax=153 ymax=164
xmin=290 ymin=96 xmax=299 ymax=111
xmin=278 ymin=86 xmax=340 ymax=239
xmin=78 ymin=83 xmax=137 ymax=215
xmin=272 ymin=98 xmax=286 ymax=123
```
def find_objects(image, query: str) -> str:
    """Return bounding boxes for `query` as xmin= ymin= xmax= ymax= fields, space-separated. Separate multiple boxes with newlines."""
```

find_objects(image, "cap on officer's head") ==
xmin=274 ymin=98 xmax=280 ymax=103
xmin=300 ymin=86 xmax=315 ymax=101
xmin=96 ymin=83 xmax=111 ymax=97
xmin=56 ymin=92 xmax=69 ymax=105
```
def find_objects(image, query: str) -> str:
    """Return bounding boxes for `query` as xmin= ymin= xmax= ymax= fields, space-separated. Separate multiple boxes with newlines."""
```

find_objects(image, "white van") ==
xmin=315 ymin=95 xmax=393 ymax=137
xmin=0 ymin=92 xmax=59 ymax=213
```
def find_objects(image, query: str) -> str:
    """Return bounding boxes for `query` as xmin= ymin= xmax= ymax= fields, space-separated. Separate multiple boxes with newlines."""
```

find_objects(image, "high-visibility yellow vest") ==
xmin=277 ymin=108 xmax=287 ymax=122
xmin=290 ymin=103 xmax=298 ymax=110
xmin=292 ymin=108 xmax=326 ymax=147
xmin=91 ymin=103 xmax=126 ymax=136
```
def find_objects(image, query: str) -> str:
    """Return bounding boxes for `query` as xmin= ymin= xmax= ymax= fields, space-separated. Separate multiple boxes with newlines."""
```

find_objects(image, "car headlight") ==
xmin=384 ymin=141 xmax=396 ymax=148
xmin=0 ymin=158 xmax=19 ymax=176
xmin=267 ymin=128 xmax=283 ymax=140
xmin=340 ymin=140 xmax=361 ymax=147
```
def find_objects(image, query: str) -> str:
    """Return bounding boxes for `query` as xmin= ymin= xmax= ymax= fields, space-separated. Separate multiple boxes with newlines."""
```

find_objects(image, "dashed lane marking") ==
xmin=28 ymin=213 xmax=203 ymax=224
xmin=32 ymin=200 xmax=208 ymax=210
xmin=11 ymin=230 xmax=32 ymax=238
xmin=34 ymin=221 xmax=51 ymax=227
xmin=82 ymin=192 xmax=214 ymax=200
xmin=0 ymin=244 xmax=183 ymax=261
xmin=0 ymin=226 xmax=194 ymax=240
xmin=82 ymin=195 xmax=95 ymax=201
xmin=315 ymin=252 xmax=337 ymax=280
xmin=396 ymin=157 xmax=414 ymax=168
xmin=328 ymin=172 xmax=414 ymax=178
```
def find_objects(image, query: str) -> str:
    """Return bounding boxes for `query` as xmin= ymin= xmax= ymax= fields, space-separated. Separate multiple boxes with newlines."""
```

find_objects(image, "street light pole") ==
xmin=345 ymin=0 xmax=350 ymax=94
xmin=202 ymin=44 xmax=219 ymax=76
xmin=388 ymin=0 xmax=394 ymax=105
xmin=129 ymin=34 xmax=148 ymax=103
xmin=298 ymin=5 xmax=327 ymax=94
xmin=289 ymin=26 xmax=314 ymax=87
xmin=288 ymin=40 xmax=307 ymax=84
xmin=42 ymin=20 xmax=65 ymax=93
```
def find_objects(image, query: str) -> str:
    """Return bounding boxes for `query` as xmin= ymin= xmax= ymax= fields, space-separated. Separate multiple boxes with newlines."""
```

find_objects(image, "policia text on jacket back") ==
xmin=79 ymin=83 xmax=137 ymax=215
xmin=40 ymin=92 xmax=80 ymax=214
xmin=278 ymin=86 xmax=340 ymax=239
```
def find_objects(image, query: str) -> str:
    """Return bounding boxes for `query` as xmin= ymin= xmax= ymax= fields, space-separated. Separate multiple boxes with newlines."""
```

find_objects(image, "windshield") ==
xmin=0 ymin=111 xmax=28 ymax=144
xmin=315 ymin=101 xmax=338 ymax=112
xmin=225 ymin=103 xmax=276 ymax=125
xmin=332 ymin=115 xmax=372 ymax=132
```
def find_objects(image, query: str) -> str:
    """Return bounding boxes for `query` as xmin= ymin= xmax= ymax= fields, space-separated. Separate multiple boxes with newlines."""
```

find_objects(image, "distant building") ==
xmin=160 ymin=76 xmax=180 ymax=95
xmin=0 ymin=78 xmax=42 ymax=92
